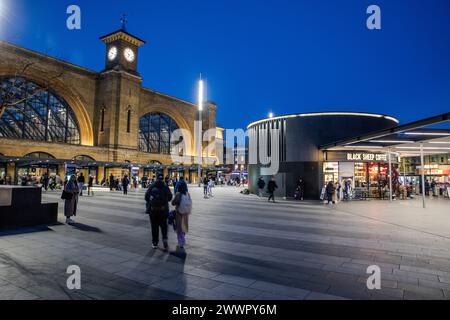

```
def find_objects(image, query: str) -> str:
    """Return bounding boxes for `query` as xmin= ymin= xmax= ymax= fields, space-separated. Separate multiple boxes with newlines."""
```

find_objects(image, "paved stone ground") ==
xmin=1 ymin=186 xmax=450 ymax=300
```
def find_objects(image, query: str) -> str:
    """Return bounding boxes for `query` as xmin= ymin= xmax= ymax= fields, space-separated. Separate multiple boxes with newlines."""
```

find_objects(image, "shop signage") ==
xmin=347 ymin=153 xmax=388 ymax=161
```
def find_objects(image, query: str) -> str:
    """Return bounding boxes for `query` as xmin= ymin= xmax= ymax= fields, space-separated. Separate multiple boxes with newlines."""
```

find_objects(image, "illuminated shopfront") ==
xmin=323 ymin=151 xmax=397 ymax=199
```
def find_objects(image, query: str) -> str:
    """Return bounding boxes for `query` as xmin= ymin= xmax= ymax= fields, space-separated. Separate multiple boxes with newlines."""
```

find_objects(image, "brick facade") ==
xmin=0 ymin=29 xmax=218 ymax=183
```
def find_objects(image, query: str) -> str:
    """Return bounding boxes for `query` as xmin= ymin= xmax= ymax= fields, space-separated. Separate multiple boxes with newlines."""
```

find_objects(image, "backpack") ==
xmin=178 ymin=193 xmax=192 ymax=215
xmin=150 ymin=186 xmax=166 ymax=211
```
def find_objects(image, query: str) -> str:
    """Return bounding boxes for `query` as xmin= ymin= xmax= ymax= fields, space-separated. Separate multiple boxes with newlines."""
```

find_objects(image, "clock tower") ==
xmin=100 ymin=28 xmax=145 ymax=76
xmin=95 ymin=25 xmax=146 ymax=156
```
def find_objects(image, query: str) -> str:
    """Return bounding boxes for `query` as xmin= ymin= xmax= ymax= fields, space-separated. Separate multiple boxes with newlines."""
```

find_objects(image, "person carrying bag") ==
xmin=172 ymin=183 xmax=192 ymax=250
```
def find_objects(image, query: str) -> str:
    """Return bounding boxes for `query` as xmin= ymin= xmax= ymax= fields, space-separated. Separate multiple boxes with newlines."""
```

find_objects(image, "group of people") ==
xmin=257 ymin=176 xmax=279 ymax=202
xmin=144 ymin=175 xmax=192 ymax=250
xmin=0 ymin=174 xmax=12 ymax=185
xmin=62 ymin=172 xmax=193 ymax=250
xmin=202 ymin=176 xmax=215 ymax=198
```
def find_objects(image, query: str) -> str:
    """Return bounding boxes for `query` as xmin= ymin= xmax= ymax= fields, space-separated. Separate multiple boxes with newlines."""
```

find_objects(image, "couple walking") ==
xmin=145 ymin=175 xmax=192 ymax=250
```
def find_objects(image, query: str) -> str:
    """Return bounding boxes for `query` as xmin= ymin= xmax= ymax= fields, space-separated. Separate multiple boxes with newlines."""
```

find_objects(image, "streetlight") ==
xmin=269 ymin=112 xmax=274 ymax=118
xmin=197 ymin=75 xmax=204 ymax=187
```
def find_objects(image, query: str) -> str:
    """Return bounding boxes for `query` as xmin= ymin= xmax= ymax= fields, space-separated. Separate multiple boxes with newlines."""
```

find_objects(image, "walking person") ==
xmin=174 ymin=176 xmax=188 ymax=194
xmin=267 ymin=177 xmax=278 ymax=203
xmin=257 ymin=177 xmax=266 ymax=198
xmin=122 ymin=175 xmax=130 ymax=195
xmin=109 ymin=174 xmax=114 ymax=191
xmin=77 ymin=172 xmax=85 ymax=196
xmin=42 ymin=172 xmax=49 ymax=192
xmin=203 ymin=176 xmax=208 ymax=198
xmin=145 ymin=175 xmax=173 ymax=251
xmin=296 ymin=178 xmax=305 ymax=200
xmin=172 ymin=182 xmax=192 ymax=250
xmin=326 ymin=181 xmax=336 ymax=205
xmin=208 ymin=177 xmax=215 ymax=197
xmin=62 ymin=175 xmax=79 ymax=224
xmin=88 ymin=174 xmax=94 ymax=196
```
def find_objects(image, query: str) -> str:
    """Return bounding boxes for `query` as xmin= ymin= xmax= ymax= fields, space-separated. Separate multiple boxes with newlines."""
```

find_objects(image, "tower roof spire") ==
xmin=120 ymin=13 xmax=128 ymax=31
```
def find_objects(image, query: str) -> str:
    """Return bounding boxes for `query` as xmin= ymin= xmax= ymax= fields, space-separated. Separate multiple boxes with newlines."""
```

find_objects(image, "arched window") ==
xmin=100 ymin=108 xmax=105 ymax=132
xmin=73 ymin=155 xmax=95 ymax=161
xmin=127 ymin=109 xmax=131 ymax=133
xmin=0 ymin=77 xmax=80 ymax=144
xmin=139 ymin=112 xmax=180 ymax=155
xmin=24 ymin=152 xmax=55 ymax=159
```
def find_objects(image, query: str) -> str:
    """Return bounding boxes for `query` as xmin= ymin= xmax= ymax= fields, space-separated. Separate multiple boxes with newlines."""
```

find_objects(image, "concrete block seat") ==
xmin=0 ymin=186 xmax=58 ymax=230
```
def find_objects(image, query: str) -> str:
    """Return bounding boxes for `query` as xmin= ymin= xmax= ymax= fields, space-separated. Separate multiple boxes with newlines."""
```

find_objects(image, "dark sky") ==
xmin=1 ymin=0 xmax=449 ymax=129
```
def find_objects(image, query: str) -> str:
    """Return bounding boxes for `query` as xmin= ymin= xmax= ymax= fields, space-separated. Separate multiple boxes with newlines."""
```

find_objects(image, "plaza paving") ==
xmin=1 ymin=186 xmax=450 ymax=300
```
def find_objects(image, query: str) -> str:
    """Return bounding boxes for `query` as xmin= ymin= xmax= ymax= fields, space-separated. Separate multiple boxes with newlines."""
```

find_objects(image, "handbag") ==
xmin=61 ymin=190 xmax=73 ymax=200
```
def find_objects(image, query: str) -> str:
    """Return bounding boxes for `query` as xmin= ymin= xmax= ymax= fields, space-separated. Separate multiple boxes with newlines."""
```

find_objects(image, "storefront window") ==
xmin=354 ymin=162 xmax=367 ymax=188
xmin=323 ymin=162 xmax=339 ymax=184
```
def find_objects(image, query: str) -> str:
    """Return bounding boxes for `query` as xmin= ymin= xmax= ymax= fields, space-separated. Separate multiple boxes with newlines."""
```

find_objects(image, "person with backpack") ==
xmin=326 ymin=181 xmax=336 ymax=205
xmin=267 ymin=177 xmax=278 ymax=203
xmin=257 ymin=177 xmax=265 ymax=198
xmin=171 ymin=182 xmax=192 ymax=249
xmin=145 ymin=174 xmax=173 ymax=250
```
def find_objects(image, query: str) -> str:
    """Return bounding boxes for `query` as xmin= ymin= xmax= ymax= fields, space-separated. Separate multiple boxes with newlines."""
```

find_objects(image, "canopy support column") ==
xmin=420 ymin=143 xmax=426 ymax=209
xmin=388 ymin=148 xmax=393 ymax=202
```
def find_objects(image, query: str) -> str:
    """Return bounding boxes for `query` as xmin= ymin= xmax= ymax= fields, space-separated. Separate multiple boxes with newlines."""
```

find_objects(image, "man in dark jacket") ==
xmin=326 ymin=181 xmax=336 ymax=205
xmin=296 ymin=178 xmax=305 ymax=200
xmin=109 ymin=174 xmax=114 ymax=191
xmin=122 ymin=175 xmax=130 ymax=195
xmin=145 ymin=175 xmax=173 ymax=250
xmin=267 ymin=177 xmax=278 ymax=203
xmin=257 ymin=177 xmax=266 ymax=198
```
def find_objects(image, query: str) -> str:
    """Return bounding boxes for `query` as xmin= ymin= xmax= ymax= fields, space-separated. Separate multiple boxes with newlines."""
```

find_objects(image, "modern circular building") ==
xmin=247 ymin=112 xmax=399 ymax=199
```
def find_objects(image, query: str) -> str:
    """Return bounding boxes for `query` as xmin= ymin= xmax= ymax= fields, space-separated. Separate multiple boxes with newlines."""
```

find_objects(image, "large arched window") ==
xmin=0 ymin=77 xmax=81 ymax=144
xmin=139 ymin=112 xmax=180 ymax=154
xmin=73 ymin=155 xmax=95 ymax=162
xmin=24 ymin=152 xmax=55 ymax=159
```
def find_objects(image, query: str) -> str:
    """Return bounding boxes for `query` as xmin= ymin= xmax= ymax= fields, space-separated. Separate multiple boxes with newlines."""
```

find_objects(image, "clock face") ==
xmin=124 ymin=48 xmax=135 ymax=62
xmin=108 ymin=46 xmax=118 ymax=61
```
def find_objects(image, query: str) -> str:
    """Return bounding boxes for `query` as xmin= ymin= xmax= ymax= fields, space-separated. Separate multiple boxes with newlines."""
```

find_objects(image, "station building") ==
xmin=0 ymin=28 xmax=218 ymax=184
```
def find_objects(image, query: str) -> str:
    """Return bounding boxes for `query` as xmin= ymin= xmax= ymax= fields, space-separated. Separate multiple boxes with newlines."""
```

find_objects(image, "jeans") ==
xmin=123 ymin=185 xmax=128 ymax=195
xmin=78 ymin=182 xmax=84 ymax=196
xmin=88 ymin=186 xmax=93 ymax=196
xmin=149 ymin=211 xmax=168 ymax=246
xmin=268 ymin=192 xmax=275 ymax=202
xmin=177 ymin=232 xmax=186 ymax=247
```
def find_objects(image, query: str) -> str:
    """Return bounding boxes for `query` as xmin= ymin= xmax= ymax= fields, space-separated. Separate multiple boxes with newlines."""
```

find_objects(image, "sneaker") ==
xmin=66 ymin=218 xmax=75 ymax=224
xmin=163 ymin=241 xmax=169 ymax=251
xmin=152 ymin=244 xmax=158 ymax=249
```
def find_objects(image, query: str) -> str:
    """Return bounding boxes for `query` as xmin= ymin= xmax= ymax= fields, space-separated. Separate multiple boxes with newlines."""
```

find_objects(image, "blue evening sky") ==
xmin=1 ymin=0 xmax=449 ymax=129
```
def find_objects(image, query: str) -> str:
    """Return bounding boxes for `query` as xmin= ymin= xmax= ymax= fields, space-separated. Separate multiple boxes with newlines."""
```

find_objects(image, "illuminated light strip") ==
xmin=429 ymin=141 xmax=450 ymax=144
xmin=344 ymin=145 xmax=384 ymax=149
xmin=369 ymin=140 xmax=415 ymax=144
xmin=396 ymin=146 xmax=450 ymax=150
xmin=198 ymin=79 xmax=204 ymax=111
xmin=247 ymin=112 xmax=399 ymax=129
xmin=404 ymin=132 xmax=450 ymax=136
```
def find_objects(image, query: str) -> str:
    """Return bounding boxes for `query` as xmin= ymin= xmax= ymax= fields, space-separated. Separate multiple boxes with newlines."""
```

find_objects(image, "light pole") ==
xmin=197 ymin=75 xmax=204 ymax=187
